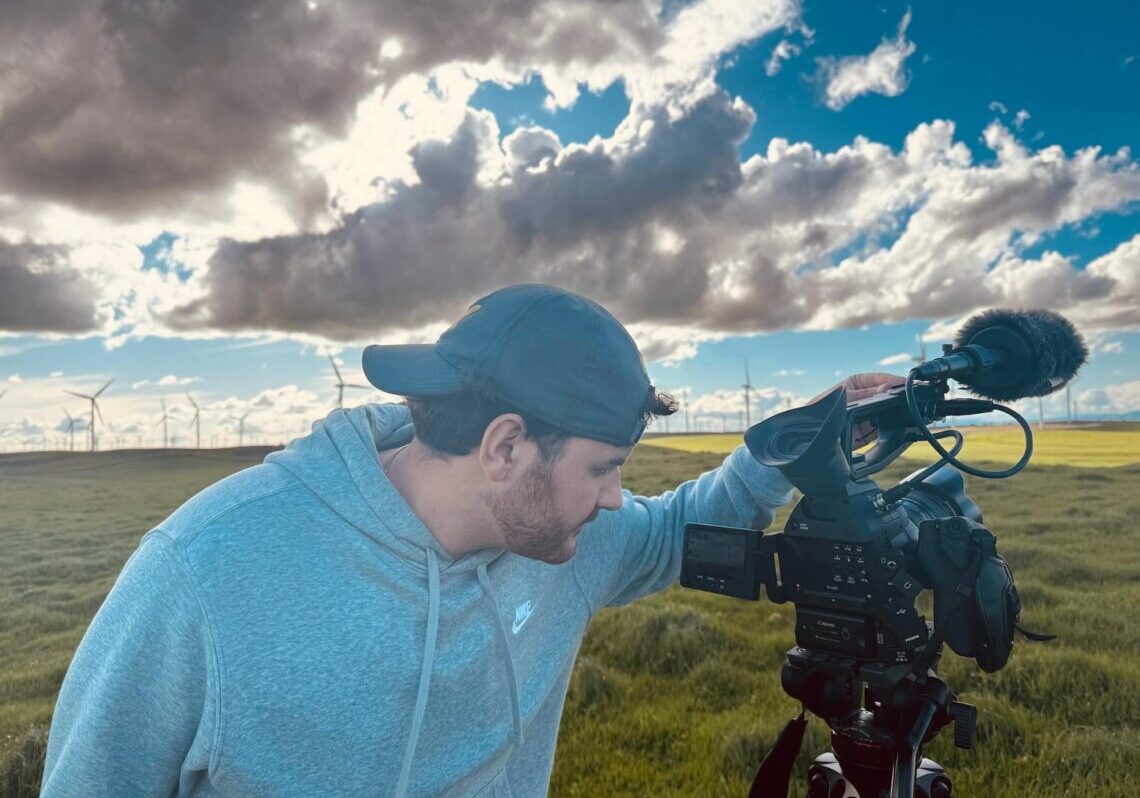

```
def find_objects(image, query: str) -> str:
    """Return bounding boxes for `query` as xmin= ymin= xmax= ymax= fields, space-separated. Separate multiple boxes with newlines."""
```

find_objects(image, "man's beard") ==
xmin=482 ymin=456 xmax=578 ymax=564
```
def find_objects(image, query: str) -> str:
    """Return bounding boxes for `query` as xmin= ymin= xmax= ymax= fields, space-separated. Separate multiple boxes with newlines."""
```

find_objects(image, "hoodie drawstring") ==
xmin=477 ymin=563 xmax=524 ymax=747
xmin=395 ymin=549 xmax=440 ymax=798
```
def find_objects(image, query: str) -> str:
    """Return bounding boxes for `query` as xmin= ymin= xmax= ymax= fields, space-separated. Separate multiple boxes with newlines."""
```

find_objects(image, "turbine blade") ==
xmin=63 ymin=390 xmax=90 ymax=399
xmin=94 ymin=378 xmax=114 ymax=397
xmin=328 ymin=354 xmax=344 ymax=382
xmin=347 ymin=384 xmax=371 ymax=389
xmin=186 ymin=393 xmax=198 ymax=409
xmin=95 ymin=402 xmax=105 ymax=425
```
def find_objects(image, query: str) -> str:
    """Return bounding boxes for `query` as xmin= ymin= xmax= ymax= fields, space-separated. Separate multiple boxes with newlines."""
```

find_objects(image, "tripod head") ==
xmin=774 ymin=647 xmax=975 ymax=798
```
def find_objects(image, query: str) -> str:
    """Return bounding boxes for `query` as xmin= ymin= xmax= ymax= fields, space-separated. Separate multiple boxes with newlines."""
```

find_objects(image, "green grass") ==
xmin=643 ymin=422 xmax=1140 ymax=468
xmin=2 ymin=437 xmax=1138 ymax=797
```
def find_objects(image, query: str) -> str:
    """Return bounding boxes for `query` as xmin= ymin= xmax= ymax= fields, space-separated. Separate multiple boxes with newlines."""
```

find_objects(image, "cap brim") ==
xmin=362 ymin=344 xmax=465 ymax=396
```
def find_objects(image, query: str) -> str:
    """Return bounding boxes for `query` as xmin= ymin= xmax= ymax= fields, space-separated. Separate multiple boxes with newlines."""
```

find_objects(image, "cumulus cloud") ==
xmin=0 ymin=0 xmax=797 ymax=225
xmin=687 ymin=384 xmax=802 ymax=425
xmin=878 ymin=352 xmax=914 ymax=367
xmin=766 ymin=39 xmax=801 ymax=76
xmin=816 ymin=10 xmax=916 ymax=111
xmin=160 ymin=91 xmax=757 ymax=338
xmin=158 ymin=374 xmax=201 ymax=386
xmin=143 ymin=106 xmax=1140 ymax=355
xmin=1078 ymin=380 xmax=1140 ymax=415
xmin=0 ymin=239 xmax=103 ymax=333
xmin=131 ymin=375 xmax=203 ymax=389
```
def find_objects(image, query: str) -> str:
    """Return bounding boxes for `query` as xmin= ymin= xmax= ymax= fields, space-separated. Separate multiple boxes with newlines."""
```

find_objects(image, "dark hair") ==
xmin=407 ymin=382 xmax=679 ymax=461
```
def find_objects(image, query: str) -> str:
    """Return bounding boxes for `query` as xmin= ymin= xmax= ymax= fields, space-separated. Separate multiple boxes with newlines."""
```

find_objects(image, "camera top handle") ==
xmin=846 ymin=377 xmax=1033 ymax=482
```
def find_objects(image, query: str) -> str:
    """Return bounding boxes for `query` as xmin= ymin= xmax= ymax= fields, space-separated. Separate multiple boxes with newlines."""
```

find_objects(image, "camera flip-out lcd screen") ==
xmin=680 ymin=523 xmax=761 ymax=600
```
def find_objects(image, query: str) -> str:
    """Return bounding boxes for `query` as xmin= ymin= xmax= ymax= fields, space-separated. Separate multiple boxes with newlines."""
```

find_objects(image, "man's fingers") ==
xmin=847 ymin=383 xmax=899 ymax=402
xmin=808 ymin=373 xmax=906 ymax=406
xmin=847 ymin=372 xmax=905 ymax=391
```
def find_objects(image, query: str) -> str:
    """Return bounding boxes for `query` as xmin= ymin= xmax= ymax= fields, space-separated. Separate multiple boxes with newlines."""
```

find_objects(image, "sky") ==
xmin=1 ymin=0 xmax=1138 ymax=450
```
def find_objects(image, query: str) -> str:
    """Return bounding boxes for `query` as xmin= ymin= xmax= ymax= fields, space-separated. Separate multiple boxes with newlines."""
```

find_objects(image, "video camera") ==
xmin=680 ymin=308 xmax=1086 ymax=798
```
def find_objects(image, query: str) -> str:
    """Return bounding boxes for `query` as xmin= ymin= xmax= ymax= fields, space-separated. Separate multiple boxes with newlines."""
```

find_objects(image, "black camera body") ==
xmin=681 ymin=383 xmax=1020 ymax=681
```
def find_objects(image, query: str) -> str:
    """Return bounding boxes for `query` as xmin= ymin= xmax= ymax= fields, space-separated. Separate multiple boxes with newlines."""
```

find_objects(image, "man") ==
xmin=42 ymin=283 xmax=900 ymax=797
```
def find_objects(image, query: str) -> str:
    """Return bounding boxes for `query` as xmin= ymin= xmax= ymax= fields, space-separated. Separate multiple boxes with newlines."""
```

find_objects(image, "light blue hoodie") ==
xmin=41 ymin=404 xmax=792 ymax=797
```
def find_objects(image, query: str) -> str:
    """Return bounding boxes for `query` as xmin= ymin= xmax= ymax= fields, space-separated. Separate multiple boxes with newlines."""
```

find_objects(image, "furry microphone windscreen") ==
xmin=953 ymin=308 xmax=1088 ymax=401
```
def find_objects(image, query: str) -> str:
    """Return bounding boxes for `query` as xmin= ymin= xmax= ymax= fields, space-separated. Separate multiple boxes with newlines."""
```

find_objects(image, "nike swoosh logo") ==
xmin=512 ymin=601 xmax=535 ymax=634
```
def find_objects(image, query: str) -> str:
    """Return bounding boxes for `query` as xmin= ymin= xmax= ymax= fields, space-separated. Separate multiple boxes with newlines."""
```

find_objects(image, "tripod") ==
xmin=751 ymin=647 xmax=976 ymax=798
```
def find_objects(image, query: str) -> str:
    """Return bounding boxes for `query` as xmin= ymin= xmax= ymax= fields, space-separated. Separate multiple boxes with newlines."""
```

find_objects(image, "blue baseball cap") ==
xmin=362 ymin=284 xmax=652 ymax=446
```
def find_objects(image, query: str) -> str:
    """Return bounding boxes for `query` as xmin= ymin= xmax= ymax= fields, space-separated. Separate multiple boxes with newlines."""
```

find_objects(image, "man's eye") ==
xmin=594 ymin=467 xmax=614 ymax=476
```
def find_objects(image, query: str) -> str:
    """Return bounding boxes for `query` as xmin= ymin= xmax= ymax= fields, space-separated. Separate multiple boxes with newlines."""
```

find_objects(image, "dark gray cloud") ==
xmin=162 ymin=111 xmax=1140 ymax=343
xmin=0 ymin=240 xmax=101 ymax=332
xmin=0 ymin=0 xmax=661 ymax=219
xmin=163 ymin=92 xmax=756 ymax=337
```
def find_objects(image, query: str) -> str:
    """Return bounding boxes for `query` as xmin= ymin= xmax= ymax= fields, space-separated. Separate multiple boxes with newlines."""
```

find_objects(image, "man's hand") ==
xmin=810 ymin=372 xmax=906 ymax=448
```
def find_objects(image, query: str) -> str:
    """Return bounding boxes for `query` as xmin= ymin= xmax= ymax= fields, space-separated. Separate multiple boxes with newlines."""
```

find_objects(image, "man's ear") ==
xmin=479 ymin=413 xmax=530 ymax=482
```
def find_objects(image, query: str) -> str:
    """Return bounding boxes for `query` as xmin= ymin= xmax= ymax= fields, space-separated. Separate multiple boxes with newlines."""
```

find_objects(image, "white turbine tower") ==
xmin=742 ymin=359 xmax=754 ymax=430
xmin=329 ymin=355 xmax=371 ymax=408
xmin=911 ymin=333 xmax=927 ymax=367
xmin=233 ymin=410 xmax=251 ymax=447
xmin=63 ymin=409 xmax=76 ymax=452
xmin=912 ymin=332 xmax=955 ymax=399
xmin=64 ymin=379 xmax=113 ymax=451
xmin=187 ymin=393 xmax=201 ymax=449
xmin=156 ymin=398 xmax=172 ymax=448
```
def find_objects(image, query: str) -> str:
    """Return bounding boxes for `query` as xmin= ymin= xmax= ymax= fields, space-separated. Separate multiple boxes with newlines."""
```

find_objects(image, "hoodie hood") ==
xmin=265 ymin=403 xmax=502 ymax=574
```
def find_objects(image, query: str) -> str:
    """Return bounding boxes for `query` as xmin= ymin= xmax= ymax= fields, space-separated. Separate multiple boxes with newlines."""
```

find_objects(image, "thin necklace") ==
xmin=383 ymin=443 xmax=410 ymax=477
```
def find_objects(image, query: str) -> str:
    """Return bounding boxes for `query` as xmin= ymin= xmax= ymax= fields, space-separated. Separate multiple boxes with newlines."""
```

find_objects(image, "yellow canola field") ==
xmin=640 ymin=424 xmax=1140 ymax=468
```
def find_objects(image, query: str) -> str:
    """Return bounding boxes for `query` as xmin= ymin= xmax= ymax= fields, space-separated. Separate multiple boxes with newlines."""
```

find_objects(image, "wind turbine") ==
xmin=912 ymin=333 xmax=955 ymax=399
xmin=742 ymin=360 xmax=754 ymax=429
xmin=63 ymin=409 xmax=76 ymax=452
xmin=156 ymin=398 xmax=171 ymax=448
xmin=329 ymin=355 xmax=371 ymax=408
xmin=233 ymin=411 xmax=251 ymax=447
xmin=63 ymin=379 xmax=113 ymax=451
xmin=186 ymin=393 xmax=201 ymax=449
xmin=911 ymin=333 xmax=927 ymax=366
xmin=683 ymin=389 xmax=690 ymax=433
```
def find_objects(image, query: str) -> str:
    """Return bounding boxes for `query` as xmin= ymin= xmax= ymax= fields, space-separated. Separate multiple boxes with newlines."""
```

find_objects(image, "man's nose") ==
xmin=597 ymin=470 xmax=623 ymax=511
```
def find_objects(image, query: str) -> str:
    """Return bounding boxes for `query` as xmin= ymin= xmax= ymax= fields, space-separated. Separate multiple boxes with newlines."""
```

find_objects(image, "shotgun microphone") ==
xmin=912 ymin=308 xmax=1088 ymax=402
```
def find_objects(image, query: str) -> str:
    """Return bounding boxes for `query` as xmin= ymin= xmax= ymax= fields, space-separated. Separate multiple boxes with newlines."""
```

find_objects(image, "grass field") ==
xmin=642 ymin=422 xmax=1140 ymax=468
xmin=2 ymin=429 xmax=1138 ymax=796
